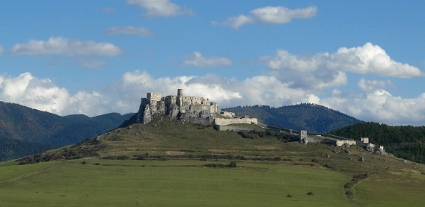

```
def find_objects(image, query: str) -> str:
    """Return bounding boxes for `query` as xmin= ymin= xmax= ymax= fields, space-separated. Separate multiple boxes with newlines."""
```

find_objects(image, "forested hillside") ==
xmin=329 ymin=122 xmax=425 ymax=163
xmin=224 ymin=104 xmax=363 ymax=133
xmin=0 ymin=137 xmax=55 ymax=161
xmin=0 ymin=101 xmax=133 ymax=161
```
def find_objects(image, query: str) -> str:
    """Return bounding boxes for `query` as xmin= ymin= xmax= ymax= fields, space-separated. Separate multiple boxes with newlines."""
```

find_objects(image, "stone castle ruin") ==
xmin=134 ymin=89 xmax=259 ymax=129
xmin=130 ymin=89 xmax=387 ymax=156
xmin=135 ymin=89 xmax=220 ymax=125
xmin=300 ymin=130 xmax=386 ymax=154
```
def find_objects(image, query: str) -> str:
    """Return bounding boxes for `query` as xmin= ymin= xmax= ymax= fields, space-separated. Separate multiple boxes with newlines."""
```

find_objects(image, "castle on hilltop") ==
xmin=135 ymin=89 xmax=220 ymax=125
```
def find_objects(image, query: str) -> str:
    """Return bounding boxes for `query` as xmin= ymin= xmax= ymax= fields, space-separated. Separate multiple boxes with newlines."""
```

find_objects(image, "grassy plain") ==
xmin=353 ymin=171 xmax=425 ymax=207
xmin=0 ymin=159 xmax=354 ymax=207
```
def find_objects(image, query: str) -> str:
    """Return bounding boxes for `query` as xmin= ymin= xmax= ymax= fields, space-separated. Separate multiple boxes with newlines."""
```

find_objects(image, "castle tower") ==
xmin=177 ymin=89 xmax=183 ymax=97
xmin=177 ymin=89 xmax=184 ymax=106
xmin=300 ymin=130 xmax=308 ymax=144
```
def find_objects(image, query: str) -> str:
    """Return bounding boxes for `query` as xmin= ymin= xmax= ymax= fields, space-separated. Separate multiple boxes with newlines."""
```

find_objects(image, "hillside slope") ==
xmin=223 ymin=104 xmax=363 ymax=133
xmin=13 ymin=116 xmax=425 ymax=207
xmin=0 ymin=101 xmax=133 ymax=161
xmin=330 ymin=122 xmax=425 ymax=163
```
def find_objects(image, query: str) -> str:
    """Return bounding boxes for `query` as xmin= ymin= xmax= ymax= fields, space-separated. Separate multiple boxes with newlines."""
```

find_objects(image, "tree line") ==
xmin=329 ymin=122 xmax=425 ymax=163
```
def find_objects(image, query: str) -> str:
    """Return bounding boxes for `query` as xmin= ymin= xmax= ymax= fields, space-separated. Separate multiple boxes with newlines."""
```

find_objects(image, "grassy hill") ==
xmin=6 ymin=115 xmax=425 ymax=206
xmin=330 ymin=122 xmax=425 ymax=164
xmin=223 ymin=104 xmax=363 ymax=133
xmin=0 ymin=101 xmax=133 ymax=161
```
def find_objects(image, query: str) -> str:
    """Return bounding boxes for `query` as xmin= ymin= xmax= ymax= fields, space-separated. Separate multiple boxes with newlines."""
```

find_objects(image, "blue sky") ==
xmin=1 ymin=0 xmax=424 ymax=125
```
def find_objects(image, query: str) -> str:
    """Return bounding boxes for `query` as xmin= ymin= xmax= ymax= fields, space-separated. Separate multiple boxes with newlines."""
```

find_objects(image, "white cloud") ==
xmin=357 ymin=78 xmax=392 ymax=92
xmin=3 ymin=70 xmax=425 ymax=126
xmin=7 ymin=37 xmax=122 ymax=57
xmin=263 ymin=50 xmax=347 ymax=91
xmin=322 ymin=90 xmax=425 ymax=126
xmin=213 ymin=6 xmax=316 ymax=29
xmin=127 ymin=0 xmax=194 ymax=17
xmin=329 ymin=43 xmax=423 ymax=78
xmin=107 ymin=26 xmax=154 ymax=36
xmin=0 ymin=73 xmax=70 ymax=115
xmin=265 ymin=42 xmax=423 ymax=78
xmin=183 ymin=51 xmax=232 ymax=68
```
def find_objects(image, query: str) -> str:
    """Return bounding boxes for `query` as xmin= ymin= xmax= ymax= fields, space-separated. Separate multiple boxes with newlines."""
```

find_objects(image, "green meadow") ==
xmin=0 ymin=159 xmax=354 ymax=207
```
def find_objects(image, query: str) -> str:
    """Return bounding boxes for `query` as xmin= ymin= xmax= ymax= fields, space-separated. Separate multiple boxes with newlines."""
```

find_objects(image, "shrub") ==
xmin=228 ymin=161 xmax=237 ymax=168
xmin=102 ymin=155 xmax=130 ymax=160
xmin=204 ymin=164 xmax=226 ymax=168
xmin=81 ymin=161 xmax=87 ymax=164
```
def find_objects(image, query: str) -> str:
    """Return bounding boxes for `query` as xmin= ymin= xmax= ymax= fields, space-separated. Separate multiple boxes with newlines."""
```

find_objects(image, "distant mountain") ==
xmin=329 ymin=122 xmax=425 ymax=163
xmin=0 ymin=101 xmax=134 ymax=161
xmin=223 ymin=104 xmax=363 ymax=133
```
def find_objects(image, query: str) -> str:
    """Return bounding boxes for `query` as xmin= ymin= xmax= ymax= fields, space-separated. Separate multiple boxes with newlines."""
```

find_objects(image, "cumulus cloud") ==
xmin=322 ymin=90 xmax=425 ymax=126
xmin=263 ymin=51 xmax=347 ymax=90
xmin=183 ymin=51 xmax=232 ymax=68
xmin=265 ymin=42 xmax=423 ymax=78
xmin=127 ymin=0 xmax=194 ymax=17
xmin=107 ymin=26 xmax=154 ymax=36
xmin=7 ymin=37 xmax=122 ymax=57
xmin=212 ymin=6 xmax=317 ymax=29
xmin=2 ymin=71 xmax=425 ymax=125
xmin=0 ymin=73 xmax=70 ymax=114
xmin=0 ymin=71 xmax=316 ymax=117
xmin=357 ymin=78 xmax=393 ymax=92
xmin=329 ymin=43 xmax=423 ymax=78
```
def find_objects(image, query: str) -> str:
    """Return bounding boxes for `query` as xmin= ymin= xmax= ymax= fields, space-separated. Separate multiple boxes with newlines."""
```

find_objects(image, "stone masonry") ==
xmin=135 ymin=89 xmax=220 ymax=125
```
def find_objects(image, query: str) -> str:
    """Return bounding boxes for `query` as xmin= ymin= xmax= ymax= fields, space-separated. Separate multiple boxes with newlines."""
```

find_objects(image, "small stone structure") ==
xmin=300 ymin=130 xmax=308 ymax=144
xmin=220 ymin=111 xmax=235 ymax=118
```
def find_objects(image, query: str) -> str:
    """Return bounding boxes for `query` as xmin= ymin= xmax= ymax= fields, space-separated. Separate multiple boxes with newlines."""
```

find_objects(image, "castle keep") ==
xmin=136 ymin=89 xmax=220 ymax=125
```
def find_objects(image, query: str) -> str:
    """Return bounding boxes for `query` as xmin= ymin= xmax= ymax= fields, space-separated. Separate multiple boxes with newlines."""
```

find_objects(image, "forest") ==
xmin=330 ymin=122 xmax=425 ymax=163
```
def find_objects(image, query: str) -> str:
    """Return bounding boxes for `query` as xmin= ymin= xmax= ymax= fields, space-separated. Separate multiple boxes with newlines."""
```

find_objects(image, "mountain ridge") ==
xmin=0 ymin=101 xmax=133 ymax=161
xmin=223 ymin=103 xmax=363 ymax=133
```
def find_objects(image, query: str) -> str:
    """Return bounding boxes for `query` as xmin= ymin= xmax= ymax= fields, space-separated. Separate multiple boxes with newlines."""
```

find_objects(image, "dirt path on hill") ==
xmin=0 ymin=162 xmax=62 ymax=187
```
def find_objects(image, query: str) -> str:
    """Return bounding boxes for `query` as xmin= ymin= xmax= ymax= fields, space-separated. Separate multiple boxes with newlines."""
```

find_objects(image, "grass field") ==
xmin=7 ymin=118 xmax=425 ymax=206
xmin=353 ymin=172 xmax=425 ymax=207
xmin=0 ymin=159 xmax=355 ymax=207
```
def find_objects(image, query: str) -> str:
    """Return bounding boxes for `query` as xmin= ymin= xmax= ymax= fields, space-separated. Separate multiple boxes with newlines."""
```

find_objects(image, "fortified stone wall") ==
xmin=335 ymin=140 xmax=357 ymax=146
xmin=214 ymin=117 xmax=258 ymax=126
xmin=215 ymin=125 xmax=265 ymax=132
xmin=299 ymin=130 xmax=385 ymax=154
